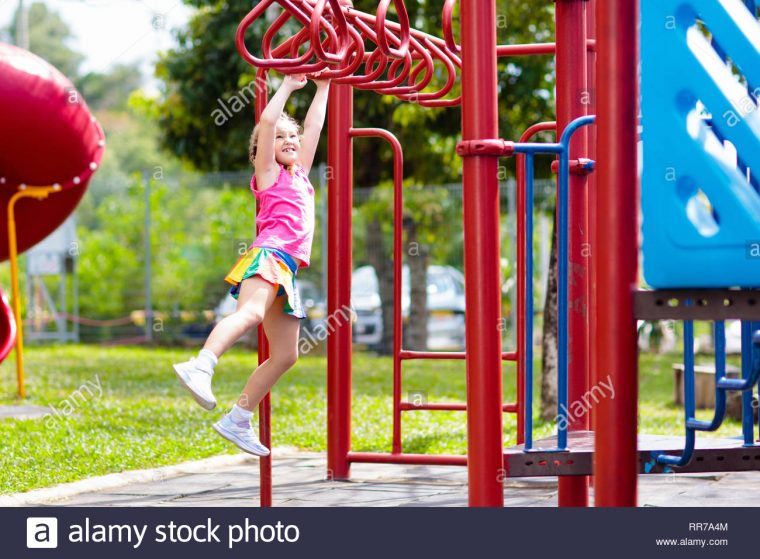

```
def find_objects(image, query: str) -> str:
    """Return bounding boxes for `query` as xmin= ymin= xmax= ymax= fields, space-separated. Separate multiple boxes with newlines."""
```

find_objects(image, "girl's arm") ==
xmin=255 ymin=74 xmax=307 ymax=179
xmin=300 ymin=77 xmax=331 ymax=175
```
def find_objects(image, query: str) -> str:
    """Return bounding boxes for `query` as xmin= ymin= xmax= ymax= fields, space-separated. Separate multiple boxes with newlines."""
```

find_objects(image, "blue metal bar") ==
xmin=715 ymin=320 xmax=760 ymax=391
xmin=557 ymin=146 xmax=569 ymax=451
xmin=718 ymin=374 xmax=760 ymax=390
xmin=658 ymin=314 xmax=697 ymax=466
xmin=512 ymin=143 xmax=564 ymax=155
xmin=524 ymin=154 xmax=535 ymax=451
xmin=556 ymin=115 xmax=595 ymax=451
xmin=661 ymin=316 xmax=760 ymax=465
xmin=686 ymin=321 xmax=727 ymax=431
xmin=741 ymin=321 xmax=754 ymax=445
xmin=754 ymin=325 xmax=760 ymax=444
xmin=514 ymin=114 xmax=595 ymax=453
xmin=756 ymin=324 xmax=759 ymax=446
xmin=559 ymin=115 xmax=597 ymax=146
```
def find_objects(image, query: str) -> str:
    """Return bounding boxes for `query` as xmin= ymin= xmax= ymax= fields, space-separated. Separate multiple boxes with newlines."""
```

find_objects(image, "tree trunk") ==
xmin=366 ymin=216 xmax=395 ymax=355
xmin=540 ymin=213 xmax=558 ymax=421
xmin=405 ymin=217 xmax=428 ymax=351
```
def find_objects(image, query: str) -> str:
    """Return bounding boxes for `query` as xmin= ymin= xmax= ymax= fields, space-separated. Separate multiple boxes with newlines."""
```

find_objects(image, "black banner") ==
xmin=5 ymin=507 xmax=750 ymax=558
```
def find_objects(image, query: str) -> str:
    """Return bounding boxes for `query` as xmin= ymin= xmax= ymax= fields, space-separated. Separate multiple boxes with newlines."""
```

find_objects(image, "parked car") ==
xmin=298 ymin=279 xmax=327 ymax=340
xmin=351 ymin=264 xmax=466 ymax=350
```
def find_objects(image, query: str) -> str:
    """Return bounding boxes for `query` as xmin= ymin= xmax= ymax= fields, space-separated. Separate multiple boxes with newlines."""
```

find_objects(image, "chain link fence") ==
xmin=2 ymin=169 xmax=556 ymax=349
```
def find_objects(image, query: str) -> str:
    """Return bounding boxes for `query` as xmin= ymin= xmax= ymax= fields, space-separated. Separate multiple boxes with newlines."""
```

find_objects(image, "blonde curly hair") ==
xmin=249 ymin=112 xmax=303 ymax=169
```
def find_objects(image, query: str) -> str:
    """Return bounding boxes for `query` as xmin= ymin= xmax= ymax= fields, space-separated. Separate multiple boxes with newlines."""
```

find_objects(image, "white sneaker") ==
xmin=213 ymin=414 xmax=270 ymax=457
xmin=173 ymin=358 xmax=217 ymax=410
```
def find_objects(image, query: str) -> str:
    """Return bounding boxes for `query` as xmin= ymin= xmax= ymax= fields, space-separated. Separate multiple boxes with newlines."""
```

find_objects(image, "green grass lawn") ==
xmin=0 ymin=344 xmax=748 ymax=494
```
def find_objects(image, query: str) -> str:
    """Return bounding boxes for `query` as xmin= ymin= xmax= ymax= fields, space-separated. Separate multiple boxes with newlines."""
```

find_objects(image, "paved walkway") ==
xmin=4 ymin=449 xmax=760 ymax=507
xmin=0 ymin=405 xmax=51 ymax=420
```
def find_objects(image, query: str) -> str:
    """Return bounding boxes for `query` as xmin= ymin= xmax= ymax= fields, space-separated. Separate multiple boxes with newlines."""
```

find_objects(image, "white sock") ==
xmin=196 ymin=349 xmax=218 ymax=374
xmin=229 ymin=404 xmax=253 ymax=427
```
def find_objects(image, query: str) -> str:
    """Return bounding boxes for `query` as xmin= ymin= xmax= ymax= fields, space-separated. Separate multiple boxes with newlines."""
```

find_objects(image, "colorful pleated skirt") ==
xmin=224 ymin=246 xmax=306 ymax=319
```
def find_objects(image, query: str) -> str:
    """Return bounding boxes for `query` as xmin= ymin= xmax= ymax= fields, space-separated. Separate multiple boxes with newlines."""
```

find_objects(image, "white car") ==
xmin=351 ymin=264 xmax=466 ymax=350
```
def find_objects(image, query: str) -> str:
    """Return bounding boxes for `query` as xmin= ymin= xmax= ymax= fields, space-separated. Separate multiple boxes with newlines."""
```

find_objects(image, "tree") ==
xmin=153 ymin=1 xmax=261 ymax=171
xmin=358 ymin=182 xmax=458 ymax=354
xmin=540 ymin=214 xmax=558 ymax=420
xmin=7 ymin=2 xmax=83 ymax=79
xmin=76 ymin=172 xmax=255 ymax=320
xmin=78 ymin=64 xmax=144 ymax=112
xmin=153 ymin=0 xmax=555 ymax=181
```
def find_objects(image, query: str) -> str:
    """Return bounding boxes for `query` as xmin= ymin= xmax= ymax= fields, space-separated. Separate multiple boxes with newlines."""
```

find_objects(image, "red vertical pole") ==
xmin=593 ymin=0 xmax=639 ymax=507
xmin=460 ymin=0 xmax=504 ymax=507
xmin=254 ymin=67 xmax=272 ymax=508
xmin=326 ymin=81 xmax=353 ymax=481
xmin=586 ymin=0 xmax=597 ymax=440
xmin=555 ymin=0 xmax=590 ymax=507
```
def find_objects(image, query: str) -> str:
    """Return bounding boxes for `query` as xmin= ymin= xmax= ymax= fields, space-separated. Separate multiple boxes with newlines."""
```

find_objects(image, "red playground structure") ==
xmin=0 ymin=43 xmax=105 ymax=395
xmin=236 ymin=0 xmax=760 ymax=507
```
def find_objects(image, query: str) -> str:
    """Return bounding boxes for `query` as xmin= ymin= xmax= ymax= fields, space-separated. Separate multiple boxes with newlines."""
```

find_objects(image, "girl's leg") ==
xmin=174 ymin=276 xmax=277 ymax=412
xmin=203 ymin=276 xmax=277 ymax=358
xmin=236 ymin=294 xmax=301 ymax=411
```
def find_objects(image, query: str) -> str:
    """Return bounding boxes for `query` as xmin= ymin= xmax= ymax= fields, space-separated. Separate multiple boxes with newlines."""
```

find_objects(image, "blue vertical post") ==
xmin=712 ymin=320 xmax=727 ymax=428
xmin=557 ymin=146 xmax=569 ymax=451
xmin=742 ymin=321 xmax=755 ymax=446
xmin=683 ymin=319 xmax=696 ymax=452
xmin=658 ymin=314 xmax=697 ymax=466
xmin=755 ymin=322 xmax=760 ymax=444
xmin=524 ymin=154 xmax=535 ymax=450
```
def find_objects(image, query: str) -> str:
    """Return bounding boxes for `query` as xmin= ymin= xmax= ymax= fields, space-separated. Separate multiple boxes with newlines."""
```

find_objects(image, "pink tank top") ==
xmin=251 ymin=164 xmax=315 ymax=267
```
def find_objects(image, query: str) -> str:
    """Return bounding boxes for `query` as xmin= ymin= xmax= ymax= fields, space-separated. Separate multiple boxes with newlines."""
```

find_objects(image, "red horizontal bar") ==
xmin=347 ymin=452 xmax=467 ymax=466
xmin=399 ymin=350 xmax=517 ymax=361
xmin=496 ymin=40 xmax=596 ymax=57
xmin=550 ymin=158 xmax=596 ymax=175
xmin=497 ymin=42 xmax=556 ymax=56
xmin=399 ymin=402 xmax=518 ymax=413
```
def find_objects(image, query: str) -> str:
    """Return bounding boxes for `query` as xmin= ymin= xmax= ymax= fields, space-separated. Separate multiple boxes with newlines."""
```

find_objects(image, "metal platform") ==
xmin=503 ymin=431 xmax=760 ymax=477
xmin=634 ymin=289 xmax=760 ymax=320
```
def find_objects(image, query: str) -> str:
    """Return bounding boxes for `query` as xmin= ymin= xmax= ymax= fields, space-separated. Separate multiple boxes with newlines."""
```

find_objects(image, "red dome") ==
xmin=0 ymin=42 xmax=105 ymax=261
